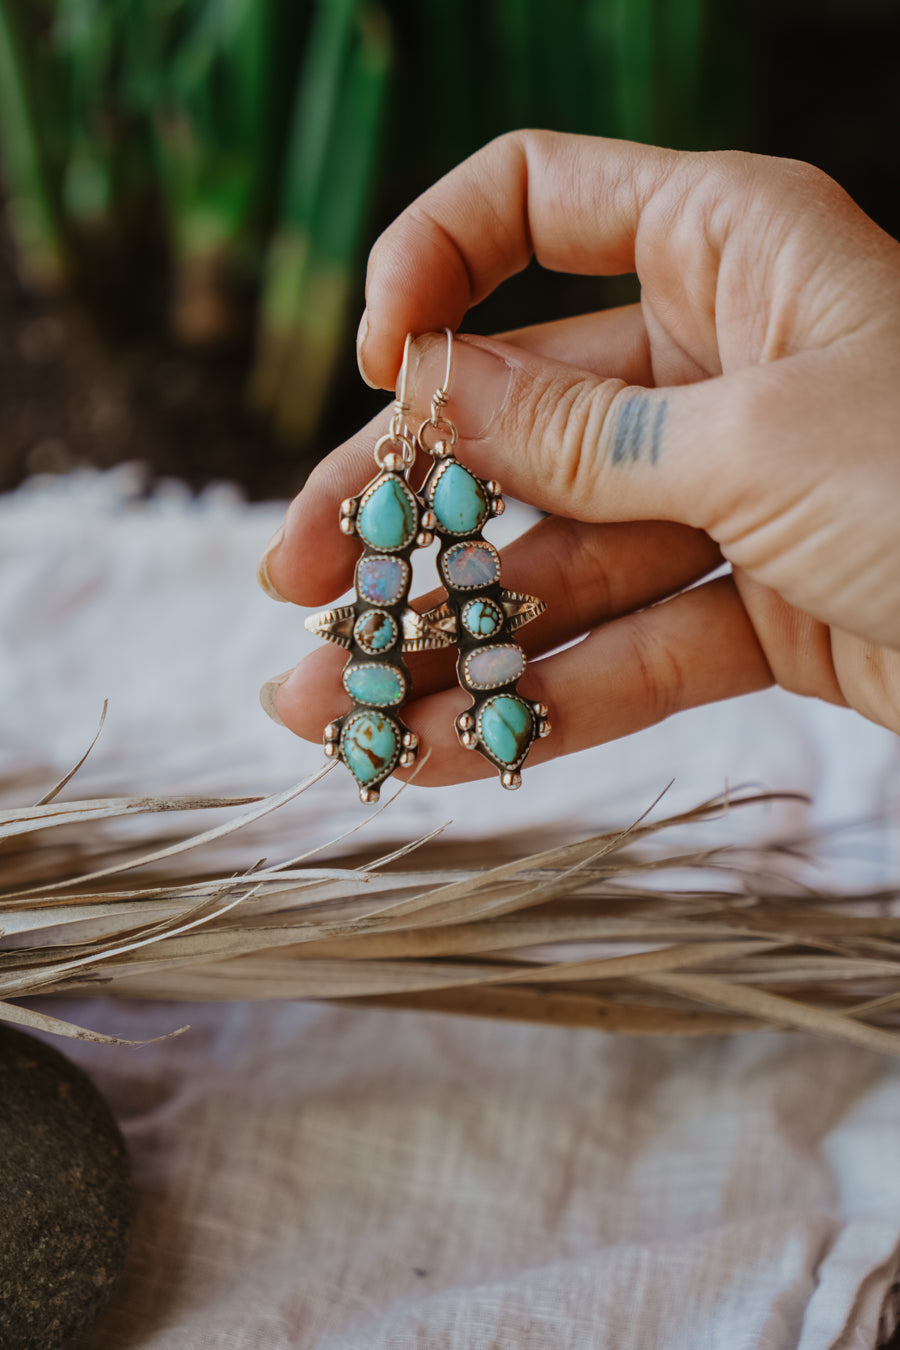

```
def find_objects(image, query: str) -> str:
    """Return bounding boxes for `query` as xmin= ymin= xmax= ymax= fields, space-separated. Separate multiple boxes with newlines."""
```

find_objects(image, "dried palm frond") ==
xmin=3 ymin=757 xmax=900 ymax=1055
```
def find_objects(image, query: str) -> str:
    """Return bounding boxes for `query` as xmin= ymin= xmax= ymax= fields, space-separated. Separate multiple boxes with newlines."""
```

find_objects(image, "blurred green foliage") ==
xmin=0 ymin=0 xmax=749 ymax=449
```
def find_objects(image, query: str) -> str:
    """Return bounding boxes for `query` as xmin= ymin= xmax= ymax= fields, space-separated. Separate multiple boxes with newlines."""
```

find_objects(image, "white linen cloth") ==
xmin=2 ymin=467 xmax=900 ymax=1350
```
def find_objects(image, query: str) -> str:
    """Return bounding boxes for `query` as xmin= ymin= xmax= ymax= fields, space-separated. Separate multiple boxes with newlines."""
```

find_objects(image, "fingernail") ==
xmin=257 ymin=525 xmax=288 ymax=602
xmin=259 ymin=669 xmax=294 ymax=727
xmin=357 ymin=310 xmax=378 ymax=389
xmin=409 ymin=334 xmax=514 ymax=440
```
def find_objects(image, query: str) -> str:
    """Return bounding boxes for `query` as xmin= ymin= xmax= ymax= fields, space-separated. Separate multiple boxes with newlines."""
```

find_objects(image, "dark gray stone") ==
xmin=0 ymin=1026 xmax=133 ymax=1349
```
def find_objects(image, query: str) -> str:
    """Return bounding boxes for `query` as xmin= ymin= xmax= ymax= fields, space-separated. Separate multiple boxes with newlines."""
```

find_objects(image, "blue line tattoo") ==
xmin=611 ymin=395 xmax=668 ymax=465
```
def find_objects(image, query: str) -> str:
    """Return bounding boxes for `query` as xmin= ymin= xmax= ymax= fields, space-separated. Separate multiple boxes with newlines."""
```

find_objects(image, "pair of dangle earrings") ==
xmin=305 ymin=330 xmax=550 ymax=803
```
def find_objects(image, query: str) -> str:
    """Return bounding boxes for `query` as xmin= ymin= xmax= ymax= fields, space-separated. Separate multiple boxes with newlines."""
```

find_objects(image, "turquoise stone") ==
xmin=357 ymin=478 xmax=416 ymax=551
xmin=442 ymin=541 xmax=500 ymax=590
xmin=343 ymin=663 xmax=405 ymax=707
xmin=464 ymin=644 xmax=525 ymax=690
xmin=479 ymin=695 xmax=533 ymax=764
xmin=353 ymin=609 xmax=397 ymax=653
xmin=340 ymin=711 xmax=399 ymax=784
xmin=462 ymin=598 xmax=502 ymax=638
xmin=431 ymin=462 xmax=488 ymax=534
xmin=356 ymin=555 xmax=408 ymax=605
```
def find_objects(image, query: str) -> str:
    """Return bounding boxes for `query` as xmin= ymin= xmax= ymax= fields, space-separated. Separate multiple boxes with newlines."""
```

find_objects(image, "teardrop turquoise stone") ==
xmin=431 ymin=462 xmax=488 ymax=534
xmin=479 ymin=696 xmax=533 ymax=764
xmin=341 ymin=711 xmax=399 ymax=784
xmin=357 ymin=478 xmax=416 ymax=550
xmin=343 ymin=664 xmax=405 ymax=707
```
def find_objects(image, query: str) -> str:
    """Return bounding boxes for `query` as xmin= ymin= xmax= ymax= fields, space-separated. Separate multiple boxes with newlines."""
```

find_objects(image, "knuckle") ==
xmin=546 ymin=517 xmax=607 ymax=628
xmin=512 ymin=372 xmax=623 ymax=515
xmin=834 ymin=641 xmax=900 ymax=731
xmin=625 ymin=617 xmax=685 ymax=727
xmin=771 ymin=156 xmax=845 ymax=205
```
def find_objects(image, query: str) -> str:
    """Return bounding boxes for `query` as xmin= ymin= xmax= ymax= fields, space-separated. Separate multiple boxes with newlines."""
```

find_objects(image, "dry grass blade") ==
xmin=1 ymin=771 xmax=899 ymax=1054
xmin=0 ymin=999 xmax=189 ymax=1046
xmin=34 ymin=700 xmax=110 ymax=806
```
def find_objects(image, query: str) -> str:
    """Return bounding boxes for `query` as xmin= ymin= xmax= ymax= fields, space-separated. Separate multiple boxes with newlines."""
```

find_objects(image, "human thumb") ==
xmin=405 ymin=330 xmax=762 ymax=536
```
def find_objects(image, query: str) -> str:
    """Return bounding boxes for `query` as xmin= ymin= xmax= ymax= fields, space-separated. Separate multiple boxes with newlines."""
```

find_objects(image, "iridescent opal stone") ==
xmin=431 ymin=462 xmax=488 ymax=535
xmin=441 ymin=541 xmax=500 ymax=590
xmin=356 ymin=555 xmax=409 ymax=605
xmin=340 ymin=711 xmax=400 ymax=783
xmin=461 ymin=598 xmax=503 ymax=639
xmin=357 ymin=478 xmax=416 ymax=551
xmin=464 ymin=643 xmax=526 ymax=690
xmin=343 ymin=664 xmax=406 ymax=707
xmin=353 ymin=609 xmax=397 ymax=653
xmin=479 ymin=695 xmax=533 ymax=764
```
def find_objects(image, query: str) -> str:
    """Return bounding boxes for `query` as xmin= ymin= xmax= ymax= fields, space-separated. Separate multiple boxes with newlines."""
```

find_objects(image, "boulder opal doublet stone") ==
xmin=479 ymin=695 xmax=534 ymax=766
xmin=343 ymin=663 xmax=406 ymax=707
xmin=357 ymin=477 xmax=417 ymax=551
xmin=430 ymin=462 xmax=488 ymax=535
xmin=441 ymin=540 xmax=501 ymax=590
xmin=340 ymin=711 xmax=400 ymax=784
xmin=356 ymin=555 xmax=409 ymax=606
xmin=464 ymin=643 xmax=526 ymax=690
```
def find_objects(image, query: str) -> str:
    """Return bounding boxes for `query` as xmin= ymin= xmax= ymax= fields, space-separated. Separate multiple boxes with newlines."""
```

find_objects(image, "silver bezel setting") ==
xmin=352 ymin=609 xmax=399 ymax=655
xmin=474 ymin=694 xmax=536 ymax=771
xmin=339 ymin=710 xmax=403 ymax=784
xmin=355 ymin=474 xmax=418 ymax=553
xmin=462 ymin=643 xmax=527 ymax=691
xmin=342 ymin=662 xmax=407 ymax=708
xmin=426 ymin=459 xmax=489 ymax=537
xmin=440 ymin=540 xmax=501 ymax=591
xmin=355 ymin=553 xmax=411 ymax=606
xmin=461 ymin=597 xmax=503 ymax=640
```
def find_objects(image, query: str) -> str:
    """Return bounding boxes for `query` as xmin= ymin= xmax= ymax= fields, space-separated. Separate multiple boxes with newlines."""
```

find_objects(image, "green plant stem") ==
xmin=0 ymin=2 xmax=66 ymax=284
xmin=251 ymin=0 xmax=392 ymax=444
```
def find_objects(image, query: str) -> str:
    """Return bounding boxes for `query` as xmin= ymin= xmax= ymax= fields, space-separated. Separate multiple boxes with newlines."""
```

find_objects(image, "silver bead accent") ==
xmin=324 ymin=720 xmax=341 ymax=741
xmin=461 ymin=731 xmax=477 ymax=749
xmin=538 ymin=720 xmax=551 ymax=738
xmin=416 ymin=530 xmax=434 ymax=547
xmin=324 ymin=741 xmax=339 ymax=757
xmin=434 ymin=440 xmax=454 ymax=458
xmin=490 ymin=498 xmax=505 ymax=517
xmin=501 ymin=770 xmax=522 ymax=790
xmin=533 ymin=702 xmax=549 ymax=718
xmin=399 ymin=749 xmax=416 ymax=767
xmin=382 ymin=450 xmax=403 ymax=472
xmin=339 ymin=517 xmax=356 ymax=534
xmin=487 ymin=480 xmax=502 ymax=496
xmin=402 ymin=730 xmax=419 ymax=748
xmin=340 ymin=498 xmax=357 ymax=516
xmin=421 ymin=509 xmax=437 ymax=529
xmin=458 ymin=712 xmax=475 ymax=731
xmin=359 ymin=787 xmax=380 ymax=804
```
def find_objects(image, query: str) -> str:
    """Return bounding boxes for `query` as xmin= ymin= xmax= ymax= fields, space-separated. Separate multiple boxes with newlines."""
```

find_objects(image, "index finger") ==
xmin=358 ymin=131 xmax=677 ymax=389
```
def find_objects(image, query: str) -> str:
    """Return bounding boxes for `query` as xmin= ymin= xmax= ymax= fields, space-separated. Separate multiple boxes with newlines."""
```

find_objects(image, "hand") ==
xmin=260 ymin=132 xmax=900 ymax=784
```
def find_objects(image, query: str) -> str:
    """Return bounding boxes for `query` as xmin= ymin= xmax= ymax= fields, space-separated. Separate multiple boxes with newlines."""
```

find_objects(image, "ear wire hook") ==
xmin=431 ymin=327 xmax=454 ymax=418
xmin=390 ymin=332 xmax=414 ymax=439
xmin=416 ymin=328 xmax=458 ymax=452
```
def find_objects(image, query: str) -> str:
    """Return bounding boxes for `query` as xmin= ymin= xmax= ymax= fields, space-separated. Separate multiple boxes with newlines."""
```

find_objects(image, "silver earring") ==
xmin=304 ymin=336 xmax=439 ymax=802
xmin=416 ymin=329 xmax=550 ymax=788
